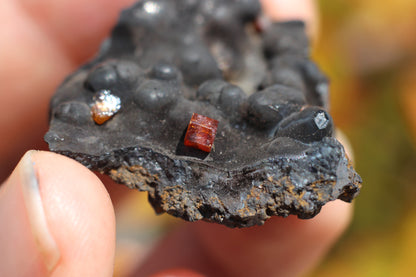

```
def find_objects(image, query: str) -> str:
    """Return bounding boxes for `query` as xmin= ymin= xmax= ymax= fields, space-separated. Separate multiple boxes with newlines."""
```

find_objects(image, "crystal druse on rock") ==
xmin=45 ymin=0 xmax=362 ymax=228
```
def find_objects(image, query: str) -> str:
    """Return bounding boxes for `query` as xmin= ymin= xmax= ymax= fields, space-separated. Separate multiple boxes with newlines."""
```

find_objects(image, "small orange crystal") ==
xmin=91 ymin=106 xmax=112 ymax=124
xmin=184 ymin=113 xmax=219 ymax=153
xmin=90 ymin=90 xmax=121 ymax=125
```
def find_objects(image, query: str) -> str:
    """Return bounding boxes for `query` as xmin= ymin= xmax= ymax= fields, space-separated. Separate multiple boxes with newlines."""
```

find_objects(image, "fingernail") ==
xmin=20 ymin=151 xmax=60 ymax=272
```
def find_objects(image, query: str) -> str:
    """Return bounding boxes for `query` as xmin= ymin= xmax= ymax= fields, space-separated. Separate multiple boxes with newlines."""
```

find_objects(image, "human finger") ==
xmin=133 ymin=200 xmax=351 ymax=277
xmin=260 ymin=0 xmax=319 ymax=37
xmin=0 ymin=151 xmax=116 ymax=276
xmin=0 ymin=0 xmax=135 ymax=181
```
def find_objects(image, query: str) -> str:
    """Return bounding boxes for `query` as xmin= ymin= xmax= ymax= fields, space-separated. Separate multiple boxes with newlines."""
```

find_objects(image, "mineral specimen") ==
xmin=45 ymin=0 xmax=362 ymax=228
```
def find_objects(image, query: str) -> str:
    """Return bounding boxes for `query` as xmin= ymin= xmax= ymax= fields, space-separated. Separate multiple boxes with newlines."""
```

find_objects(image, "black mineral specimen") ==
xmin=45 ymin=0 xmax=361 ymax=228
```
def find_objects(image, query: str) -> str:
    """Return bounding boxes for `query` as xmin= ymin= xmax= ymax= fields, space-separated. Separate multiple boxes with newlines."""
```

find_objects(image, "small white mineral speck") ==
xmin=91 ymin=90 xmax=121 ymax=124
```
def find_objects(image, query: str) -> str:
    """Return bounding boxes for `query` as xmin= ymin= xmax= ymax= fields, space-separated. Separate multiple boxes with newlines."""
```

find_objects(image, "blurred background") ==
xmin=311 ymin=0 xmax=416 ymax=275
xmin=112 ymin=0 xmax=416 ymax=275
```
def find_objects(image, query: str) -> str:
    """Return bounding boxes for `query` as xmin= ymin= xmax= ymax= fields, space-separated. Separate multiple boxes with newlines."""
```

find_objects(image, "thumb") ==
xmin=0 ymin=151 xmax=115 ymax=276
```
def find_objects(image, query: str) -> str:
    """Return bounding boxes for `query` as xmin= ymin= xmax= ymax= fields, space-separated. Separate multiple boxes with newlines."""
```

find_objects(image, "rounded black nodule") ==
xmin=134 ymin=80 xmax=178 ymax=111
xmin=53 ymin=102 xmax=91 ymax=124
xmin=85 ymin=64 xmax=118 ymax=91
xmin=150 ymin=63 xmax=180 ymax=81
xmin=246 ymin=85 xmax=305 ymax=129
xmin=276 ymin=107 xmax=333 ymax=143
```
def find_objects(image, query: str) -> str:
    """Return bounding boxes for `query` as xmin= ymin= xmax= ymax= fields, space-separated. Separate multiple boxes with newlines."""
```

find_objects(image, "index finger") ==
xmin=262 ymin=0 xmax=318 ymax=37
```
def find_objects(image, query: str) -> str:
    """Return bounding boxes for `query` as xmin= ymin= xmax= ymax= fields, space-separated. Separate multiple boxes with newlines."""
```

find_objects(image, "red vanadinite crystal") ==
xmin=184 ymin=113 xmax=219 ymax=152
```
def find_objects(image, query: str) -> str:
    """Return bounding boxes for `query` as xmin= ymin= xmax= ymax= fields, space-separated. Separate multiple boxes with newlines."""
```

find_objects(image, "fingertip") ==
xmin=0 ymin=151 xmax=116 ymax=276
xmin=335 ymin=129 xmax=355 ymax=163
xmin=260 ymin=0 xmax=319 ymax=38
xmin=191 ymin=200 xmax=352 ymax=276
xmin=31 ymin=151 xmax=116 ymax=276
xmin=312 ymin=199 xmax=353 ymax=236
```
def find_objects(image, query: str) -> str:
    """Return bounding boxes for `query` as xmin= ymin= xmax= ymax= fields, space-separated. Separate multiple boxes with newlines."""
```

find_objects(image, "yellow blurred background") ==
xmin=311 ymin=0 xmax=416 ymax=275
xmin=114 ymin=1 xmax=416 ymax=276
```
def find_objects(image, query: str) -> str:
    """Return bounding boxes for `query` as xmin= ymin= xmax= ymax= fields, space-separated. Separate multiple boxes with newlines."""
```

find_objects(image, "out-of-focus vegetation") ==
xmin=310 ymin=0 xmax=416 ymax=275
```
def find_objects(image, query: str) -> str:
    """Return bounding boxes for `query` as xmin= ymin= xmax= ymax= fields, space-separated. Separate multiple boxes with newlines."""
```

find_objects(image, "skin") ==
xmin=0 ymin=0 xmax=352 ymax=276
